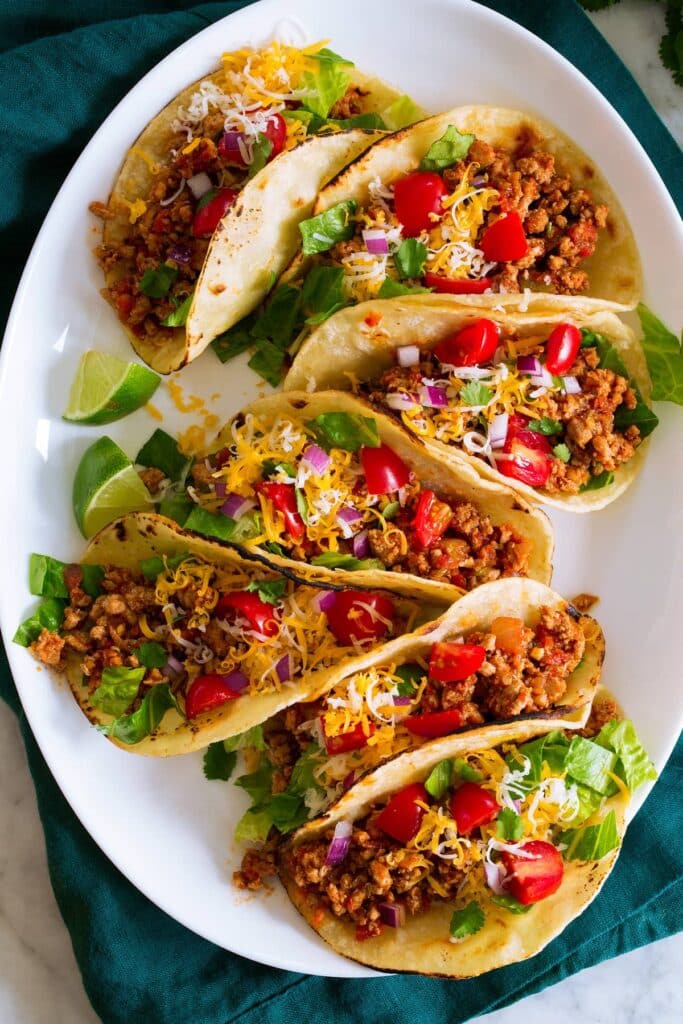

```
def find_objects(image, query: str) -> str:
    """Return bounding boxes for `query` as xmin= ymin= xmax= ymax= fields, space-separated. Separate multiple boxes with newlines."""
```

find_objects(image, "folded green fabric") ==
xmin=0 ymin=3 xmax=681 ymax=1023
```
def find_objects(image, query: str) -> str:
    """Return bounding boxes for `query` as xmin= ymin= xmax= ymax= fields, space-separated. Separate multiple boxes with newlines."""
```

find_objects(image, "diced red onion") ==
xmin=562 ymin=375 xmax=582 ymax=394
xmin=221 ymin=493 xmax=257 ymax=520
xmin=302 ymin=444 xmax=330 ymax=475
xmin=517 ymin=355 xmax=542 ymax=376
xmin=488 ymin=412 xmax=509 ymax=450
xmin=316 ymin=591 xmax=337 ymax=613
xmin=275 ymin=654 xmax=291 ymax=684
xmin=392 ymin=695 xmax=413 ymax=706
xmin=214 ymin=480 xmax=227 ymax=498
xmin=168 ymin=244 xmax=192 ymax=264
xmin=220 ymin=670 xmax=249 ymax=694
xmin=362 ymin=229 xmax=389 ymax=255
xmin=484 ymin=859 xmax=508 ymax=896
xmin=352 ymin=528 xmax=369 ymax=559
xmin=337 ymin=506 xmax=363 ymax=538
xmin=218 ymin=130 xmax=254 ymax=164
xmin=187 ymin=172 xmax=213 ymax=200
xmin=385 ymin=391 xmax=419 ymax=412
xmin=472 ymin=174 xmax=488 ymax=187
xmin=378 ymin=902 xmax=406 ymax=928
xmin=419 ymin=384 xmax=449 ymax=408
xmin=326 ymin=821 xmax=353 ymax=865
xmin=163 ymin=655 xmax=186 ymax=683
xmin=397 ymin=345 xmax=420 ymax=367
xmin=342 ymin=771 xmax=356 ymax=792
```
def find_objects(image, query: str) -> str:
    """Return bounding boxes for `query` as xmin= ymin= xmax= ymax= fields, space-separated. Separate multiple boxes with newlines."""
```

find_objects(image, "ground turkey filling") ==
xmin=89 ymin=85 xmax=366 ymax=340
xmin=282 ymin=808 xmax=465 ymax=939
xmin=368 ymin=345 xmax=641 ymax=495
xmin=190 ymin=454 xmax=533 ymax=591
xmin=327 ymin=136 xmax=608 ymax=296
xmin=233 ymin=605 xmax=586 ymax=891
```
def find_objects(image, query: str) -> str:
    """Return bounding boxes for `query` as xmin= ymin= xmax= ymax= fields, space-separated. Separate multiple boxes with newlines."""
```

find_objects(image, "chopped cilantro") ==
xmin=203 ymin=742 xmax=237 ymax=781
xmin=247 ymin=133 xmax=272 ymax=179
xmin=490 ymin=893 xmax=531 ymax=914
xmin=245 ymin=579 xmax=287 ymax=605
xmin=135 ymin=641 xmax=167 ymax=670
xmin=378 ymin=278 xmax=431 ymax=298
xmin=580 ymin=470 xmax=615 ymax=493
xmin=496 ymin=808 xmax=523 ymax=841
xmin=139 ymin=263 xmax=178 ymax=298
xmin=395 ymin=662 xmax=424 ymax=695
xmin=528 ymin=417 xmax=562 ymax=435
xmin=449 ymin=900 xmax=485 ymax=939
xmin=160 ymin=291 xmax=193 ymax=327
xmin=460 ymin=381 xmax=492 ymax=406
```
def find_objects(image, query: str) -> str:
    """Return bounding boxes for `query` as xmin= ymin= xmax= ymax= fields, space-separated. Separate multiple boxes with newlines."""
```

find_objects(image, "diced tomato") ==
xmin=360 ymin=443 xmax=411 ymax=495
xmin=393 ymin=171 xmax=448 ymax=237
xmin=323 ymin=720 xmax=375 ymax=755
xmin=215 ymin=591 xmax=280 ymax=638
xmin=450 ymin=782 xmax=500 ymax=834
xmin=404 ymin=708 xmax=463 ymax=738
xmin=151 ymin=210 xmax=170 ymax=234
xmin=114 ymin=292 xmax=134 ymax=321
xmin=434 ymin=318 xmax=500 ymax=367
xmin=254 ymin=481 xmax=305 ymax=541
xmin=192 ymin=187 xmax=239 ymax=237
xmin=429 ymin=642 xmax=486 ymax=682
xmin=375 ymin=782 xmax=429 ymax=843
xmin=480 ymin=212 xmax=528 ymax=262
xmin=324 ymin=591 xmax=395 ymax=646
xmin=498 ymin=418 xmax=552 ymax=488
xmin=424 ymin=273 xmax=492 ymax=295
xmin=544 ymin=323 xmax=582 ymax=375
xmin=412 ymin=489 xmax=453 ymax=549
xmin=501 ymin=840 xmax=564 ymax=905
xmin=490 ymin=616 xmax=525 ymax=654
xmin=185 ymin=673 xmax=240 ymax=719
xmin=262 ymin=112 xmax=287 ymax=158
xmin=568 ymin=220 xmax=598 ymax=259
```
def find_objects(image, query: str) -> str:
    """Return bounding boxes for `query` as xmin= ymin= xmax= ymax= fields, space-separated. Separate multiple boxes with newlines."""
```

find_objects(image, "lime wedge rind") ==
xmin=64 ymin=351 xmax=160 ymax=425
xmin=72 ymin=436 xmax=153 ymax=538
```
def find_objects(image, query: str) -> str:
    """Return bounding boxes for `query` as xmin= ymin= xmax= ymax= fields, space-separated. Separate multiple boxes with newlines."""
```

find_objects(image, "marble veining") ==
xmin=1 ymin=3 xmax=682 ymax=1022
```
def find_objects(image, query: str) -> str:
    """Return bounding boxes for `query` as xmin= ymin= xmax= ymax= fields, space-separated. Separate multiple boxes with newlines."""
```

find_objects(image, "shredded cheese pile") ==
xmin=425 ymin=168 xmax=499 ymax=281
xmin=322 ymin=662 xmax=425 ymax=738
xmin=202 ymin=412 xmax=389 ymax=552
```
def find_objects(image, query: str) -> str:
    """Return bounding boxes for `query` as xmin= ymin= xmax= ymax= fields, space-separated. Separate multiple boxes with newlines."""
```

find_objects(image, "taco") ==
xmin=278 ymin=106 xmax=640 ymax=329
xmin=274 ymin=697 xmax=655 ymax=975
xmin=168 ymin=390 xmax=554 ymax=602
xmin=284 ymin=298 xmax=657 ymax=511
xmin=228 ymin=577 xmax=604 ymax=847
xmin=89 ymin=40 xmax=423 ymax=373
xmin=14 ymin=513 xmax=448 ymax=756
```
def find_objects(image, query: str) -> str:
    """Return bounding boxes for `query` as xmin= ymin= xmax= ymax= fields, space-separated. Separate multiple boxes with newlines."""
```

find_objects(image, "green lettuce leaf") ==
xmin=637 ymin=303 xmax=683 ymax=404
xmin=234 ymin=757 xmax=274 ymax=805
xmin=29 ymin=554 xmax=104 ymax=599
xmin=560 ymin=809 xmax=620 ymax=861
xmin=302 ymin=51 xmax=352 ymax=118
xmin=452 ymin=758 xmax=484 ymax=783
xmin=138 ymin=551 xmax=191 ymax=581
xmin=183 ymin=507 xmax=263 ymax=543
xmin=13 ymin=597 xmax=66 ymax=647
xmin=595 ymin=718 xmax=657 ymax=792
xmin=211 ymin=316 xmax=256 ymax=364
xmin=160 ymin=291 xmax=193 ymax=327
xmin=203 ymin=743 xmax=237 ymax=781
xmin=382 ymin=94 xmax=424 ymax=131
xmin=449 ymin=901 xmax=485 ymax=939
xmin=328 ymin=112 xmax=386 ymax=130
xmin=248 ymin=340 xmax=285 ymax=387
xmin=394 ymin=238 xmax=428 ymax=279
xmin=509 ymin=731 xmax=571 ymax=789
xmin=306 ymin=411 xmax=380 ymax=451
xmin=158 ymin=493 xmax=193 ymax=526
xmin=564 ymin=736 xmax=619 ymax=796
xmin=310 ymin=552 xmax=384 ymax=571
xmin=490 ymin=894 xmax=532 ymax=914
xmin=420 ymin=125 xmax=475 ymax=171
xmin=378 ymin=278 xmax=431 ymax=298
xmin=223 ymin=724 xmax=266 ymax=753
xmin=91 ymin=666 xmax=146 ymax=717
xmin=301 ymin=265 xmax=346 ymax=323
xmin=299 ymin=200 xmax=358 ymax=255
xmin=579 ymin=469 xmax=615 ymax=493
xmin=234 ymin=807 xmax=273 ymax=843
xmin=246 ymin=134 xmax=272 ymax=179
xmin=136 ymin=428 xmax=189 ymax=482
xmin=252 ymin=284 xmax=302 ymax=350
xmin=98 ymin=683 xmax=181 ymax=744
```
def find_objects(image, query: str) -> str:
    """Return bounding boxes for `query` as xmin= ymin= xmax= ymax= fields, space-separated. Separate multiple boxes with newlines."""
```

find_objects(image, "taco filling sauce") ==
xmin=182 ymin=410 xmax=533 ymax=588
xmin=89 ymin=42 xmax=378 ymax=343
xmin=299 ymin=125 xmax=609 ymax=299
xmin=25 ymin=555 xmax=412 ymax=741
xmin=275 ymin=718 xmax=653 ymax=942
xmin=366 ymin=321 xmax=656 ymax=495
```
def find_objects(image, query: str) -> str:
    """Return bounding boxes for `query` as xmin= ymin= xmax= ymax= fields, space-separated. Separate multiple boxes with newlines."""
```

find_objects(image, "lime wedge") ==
xmin=73 ymin=436 xmax=154 ymax=537
xmin=64 ymin=351 xmax=160 ymax=424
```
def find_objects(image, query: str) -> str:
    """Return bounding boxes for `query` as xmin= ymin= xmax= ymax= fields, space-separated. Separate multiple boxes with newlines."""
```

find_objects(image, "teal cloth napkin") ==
xmin=1 ymin=3 xmax=681 ymax=1022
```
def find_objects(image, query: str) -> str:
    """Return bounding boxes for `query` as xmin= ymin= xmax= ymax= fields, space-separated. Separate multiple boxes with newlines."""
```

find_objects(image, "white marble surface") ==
xmin=1 ymin=4 xmax=681 ymax=1023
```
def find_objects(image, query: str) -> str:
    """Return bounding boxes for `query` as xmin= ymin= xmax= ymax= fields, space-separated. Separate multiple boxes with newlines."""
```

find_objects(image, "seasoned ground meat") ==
xmin=233 ymin=839 xmax=279 ymax=891
xmin=138 ymin=466 xmax=167 ymax=495
xmin=281 ymin=809 xmax=465 ymax=938
xmin=329 ymin=86 xmax=368 ymax=120
xmin=367 ymin=341 xmax=642 ymax=497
